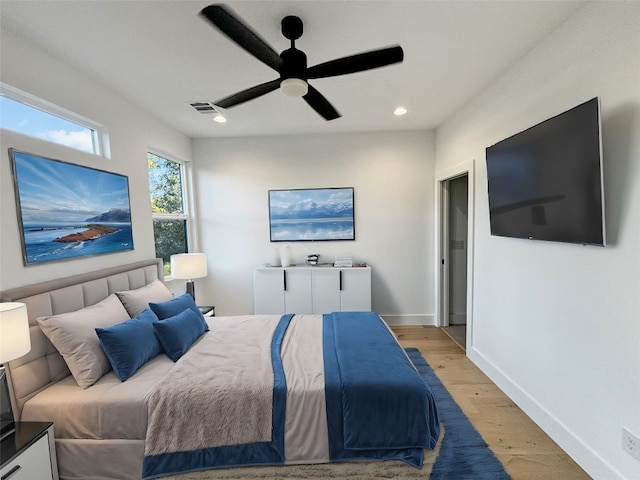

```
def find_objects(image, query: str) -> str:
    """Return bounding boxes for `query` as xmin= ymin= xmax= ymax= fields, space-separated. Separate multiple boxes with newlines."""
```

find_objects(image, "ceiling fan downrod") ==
xmin=279 ymin=16 xmax=307 ymax=96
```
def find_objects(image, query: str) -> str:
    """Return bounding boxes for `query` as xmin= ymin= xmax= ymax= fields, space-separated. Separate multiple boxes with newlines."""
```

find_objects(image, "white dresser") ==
xmin=254 ymin=265 xmax=371 ymax=314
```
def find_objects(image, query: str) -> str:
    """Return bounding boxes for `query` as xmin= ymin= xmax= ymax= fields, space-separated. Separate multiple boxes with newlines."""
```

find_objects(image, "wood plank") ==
xmin=392 ymin=326 xmax=591 ymax=480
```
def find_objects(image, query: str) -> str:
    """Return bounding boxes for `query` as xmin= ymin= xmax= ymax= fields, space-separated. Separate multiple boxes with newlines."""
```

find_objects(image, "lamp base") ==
xmin=185 ymin=280 xmax=195 ymax=301
xmin=0 ymin=367 xmax=16 ymax=441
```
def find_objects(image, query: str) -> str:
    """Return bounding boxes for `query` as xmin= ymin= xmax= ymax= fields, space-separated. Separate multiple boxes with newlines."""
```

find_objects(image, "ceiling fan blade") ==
xmin=200 ymin=5 xmax=283 ymax=72
xmin=303 ymin=85 xmax=341 ymax=121
xmin=214 ymin=79 xmax=280 ymax=108
xmin=307 ymin=45 xmax=404 ymax=79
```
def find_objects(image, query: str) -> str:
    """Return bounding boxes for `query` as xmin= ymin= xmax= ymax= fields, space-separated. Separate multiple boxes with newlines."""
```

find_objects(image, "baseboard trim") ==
xmin=467 ymin=346 xmax=625 ymax=480
xmin=379 ymin=314 xmax=435 ymax=326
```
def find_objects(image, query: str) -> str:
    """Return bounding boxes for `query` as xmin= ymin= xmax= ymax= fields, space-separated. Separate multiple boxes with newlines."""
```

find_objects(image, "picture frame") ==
xmin=268 ymin=187 xmax=355 ymax=242
xmin=9 ymin=148 xmax=134 ymax=265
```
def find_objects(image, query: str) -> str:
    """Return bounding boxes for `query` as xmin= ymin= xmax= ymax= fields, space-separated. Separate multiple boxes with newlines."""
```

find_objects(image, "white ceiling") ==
xmin=0 ymin=1 xmax=586 ymax=138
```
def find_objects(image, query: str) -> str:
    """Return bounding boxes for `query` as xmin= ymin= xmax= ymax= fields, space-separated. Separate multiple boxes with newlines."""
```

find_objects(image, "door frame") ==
xmin=434 ymin=160 xmax=475 ymax=349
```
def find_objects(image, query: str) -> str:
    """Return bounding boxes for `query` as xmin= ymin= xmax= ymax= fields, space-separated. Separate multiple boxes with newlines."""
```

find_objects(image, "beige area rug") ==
xmin=163 ymin=428 xmax=443 ymax=480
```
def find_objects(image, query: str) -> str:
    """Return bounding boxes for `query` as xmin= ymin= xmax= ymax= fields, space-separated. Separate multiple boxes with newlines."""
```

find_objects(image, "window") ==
xmin=0 ymin=84 xmax=106 ymax=155
xmin=148 ymin=152 xmax=191 ymax=275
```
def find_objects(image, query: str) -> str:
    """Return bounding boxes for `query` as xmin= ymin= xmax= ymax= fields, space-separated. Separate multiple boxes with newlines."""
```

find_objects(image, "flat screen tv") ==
xmin=485 ymin=97 xmax=605 ymax=246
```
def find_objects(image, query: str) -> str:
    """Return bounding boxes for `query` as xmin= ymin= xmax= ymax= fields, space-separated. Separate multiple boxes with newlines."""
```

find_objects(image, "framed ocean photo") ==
xmin=268 ymin=187 xmax=355 ymax=242
xmin=9 ymin=149 xmax=134 ymax=265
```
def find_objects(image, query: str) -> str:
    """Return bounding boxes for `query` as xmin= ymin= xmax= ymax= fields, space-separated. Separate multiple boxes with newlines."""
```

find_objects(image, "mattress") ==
xmin=22 ymin=349 xmax=174 ymax=440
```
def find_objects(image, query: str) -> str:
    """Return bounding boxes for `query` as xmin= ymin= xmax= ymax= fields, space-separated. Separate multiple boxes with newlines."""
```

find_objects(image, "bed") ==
xmin=1 ymin=259 xmax=440 ymax=480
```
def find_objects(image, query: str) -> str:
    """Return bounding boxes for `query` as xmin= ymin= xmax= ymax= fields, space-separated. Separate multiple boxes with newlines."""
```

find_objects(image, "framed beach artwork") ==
xmin=268 ymin=187 xmax=355 ymax=242
xmin=9 ymin=149 xmax=134 ymax=265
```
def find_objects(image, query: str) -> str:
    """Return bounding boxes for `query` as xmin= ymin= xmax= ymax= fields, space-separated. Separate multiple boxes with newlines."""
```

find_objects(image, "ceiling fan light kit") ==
xmin=280 ymin=78 xmax=308 ymax=97
xmin=198 ymin=4 xmax=404 ymax=121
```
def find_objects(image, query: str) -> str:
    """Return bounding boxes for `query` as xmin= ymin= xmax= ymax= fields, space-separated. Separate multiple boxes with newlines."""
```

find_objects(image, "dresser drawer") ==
xmin=0 ymin=434 xmax=54 ymax=480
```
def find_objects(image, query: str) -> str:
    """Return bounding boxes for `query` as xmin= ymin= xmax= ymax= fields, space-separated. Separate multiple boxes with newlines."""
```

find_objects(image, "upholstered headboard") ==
xmin=0 ymin=259 xmax=164 ymax=420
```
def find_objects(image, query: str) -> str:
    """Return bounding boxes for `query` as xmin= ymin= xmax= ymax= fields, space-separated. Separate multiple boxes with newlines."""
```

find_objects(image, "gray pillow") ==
xmin=116 ymin=279 xmax=173 ymax=317
xmin=37 ymin=294 xmax=130 ymax=388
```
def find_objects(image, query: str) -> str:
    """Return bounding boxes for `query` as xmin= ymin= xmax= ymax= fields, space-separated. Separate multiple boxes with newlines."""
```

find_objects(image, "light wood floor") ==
xmin=392 ymin=326 xmax=592 ymax=480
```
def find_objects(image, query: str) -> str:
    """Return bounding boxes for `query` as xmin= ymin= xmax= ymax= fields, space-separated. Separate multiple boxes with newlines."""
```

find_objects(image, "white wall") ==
xmin=435 ymin=3 xmax=640 ymax=479
xmin=192 ymin=131 xmax=435 ymax=321
xmin=0 ymin=30 xmax=192 ymax=289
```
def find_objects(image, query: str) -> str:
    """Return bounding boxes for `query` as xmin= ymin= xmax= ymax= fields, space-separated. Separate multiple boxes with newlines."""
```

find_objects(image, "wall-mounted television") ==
xmin=485 ymin=97 xmax=605 ymax=246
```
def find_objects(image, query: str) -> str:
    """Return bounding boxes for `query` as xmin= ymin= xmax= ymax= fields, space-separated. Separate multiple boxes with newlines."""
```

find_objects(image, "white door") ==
xmin=311 ymin=269 xmax=341 ymax=314
xmin=448 ymin=175 xmax=468 ymax=325
xmin=284 ymin=269 xmax=312 ymax=313
xmin=340 ymin=268 xmax=372 ymax=311
xmin=254 ymin=268 xmax=285 ymax=314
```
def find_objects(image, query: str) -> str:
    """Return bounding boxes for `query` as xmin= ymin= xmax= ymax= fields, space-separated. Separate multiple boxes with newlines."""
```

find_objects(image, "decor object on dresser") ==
xmin=269 ymin=187 xmax=355 ymax=242
xmin=170 ymin=253 xmax=208 ymax=301
xmin=305 ymin=253 xmax=320 ymax=265
xmin=254 ymin=265 xmax=371 ymax=314
xmin=0 ymin=422 xmax=59 ymax=480
xmin=9 ymin=149 xmax=134 ymax=265
xmin=198 ymin=4 xmax=403 ymax=121
xmin=0 ymin=303 xmax=31 ymax=441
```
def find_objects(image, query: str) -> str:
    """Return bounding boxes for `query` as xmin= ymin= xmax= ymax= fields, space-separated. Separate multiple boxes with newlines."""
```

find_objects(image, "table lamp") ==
xmin=170 ymin=253 xmax=207 ymax=302
xmin=0 ymin=302 xmax=31 ymax=441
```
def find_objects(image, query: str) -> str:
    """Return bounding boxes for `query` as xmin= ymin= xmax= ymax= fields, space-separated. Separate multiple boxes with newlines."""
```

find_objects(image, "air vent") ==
xmin=189 ymin=102 xmax=218 ymax=114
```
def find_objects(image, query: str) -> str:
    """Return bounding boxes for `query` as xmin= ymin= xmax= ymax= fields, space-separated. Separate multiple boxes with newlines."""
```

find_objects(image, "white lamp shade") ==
xmin=0 ymin=303 xmax=31 ymax=364
xmin=170 ymin=253 xmax=208 ymax=280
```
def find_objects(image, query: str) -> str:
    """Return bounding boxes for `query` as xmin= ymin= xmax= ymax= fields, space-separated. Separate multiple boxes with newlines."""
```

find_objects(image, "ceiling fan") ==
xmin=199 ymin=4 xmax=404 ymax=121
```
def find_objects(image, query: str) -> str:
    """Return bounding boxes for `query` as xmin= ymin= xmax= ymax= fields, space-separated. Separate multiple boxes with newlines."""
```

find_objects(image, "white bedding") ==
xmin=21 ymin=314 xmax=332 ymax=472
xmin=21 ymin=351 xmax=174 ymax=440
xmin=282 ymin=314 xmax=329 ymax=463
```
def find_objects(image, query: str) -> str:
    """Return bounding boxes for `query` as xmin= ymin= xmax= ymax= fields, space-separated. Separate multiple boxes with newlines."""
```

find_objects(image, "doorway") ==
xmin=435 ymin=161 xmax=474 ymax=352
xmin=444 ymin=175 xmax=468 ymax=349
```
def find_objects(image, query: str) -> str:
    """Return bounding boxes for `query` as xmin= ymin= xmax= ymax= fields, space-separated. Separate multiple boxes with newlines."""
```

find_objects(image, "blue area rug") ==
xmin=406 ymin=347 xmax=512 ymax=480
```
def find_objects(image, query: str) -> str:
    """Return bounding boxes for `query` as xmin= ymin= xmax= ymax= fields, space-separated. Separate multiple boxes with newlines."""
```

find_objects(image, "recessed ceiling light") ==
xmin=213 ymin=113 xmax=227 ymax=123
xmin=394 ymin=106 xmax=408 ymax=116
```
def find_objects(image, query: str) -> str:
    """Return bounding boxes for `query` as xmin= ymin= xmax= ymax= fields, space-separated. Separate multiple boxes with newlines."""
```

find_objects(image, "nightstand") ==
xmin=198 ymin=305 xmax=215 ymax=317
xmin=0 ymin=422 xmax=58 ymax=480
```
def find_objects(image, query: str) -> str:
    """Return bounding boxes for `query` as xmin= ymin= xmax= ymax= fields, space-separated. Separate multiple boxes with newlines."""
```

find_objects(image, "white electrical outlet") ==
xmin=623 ymin=428 xmax=640 ymax=461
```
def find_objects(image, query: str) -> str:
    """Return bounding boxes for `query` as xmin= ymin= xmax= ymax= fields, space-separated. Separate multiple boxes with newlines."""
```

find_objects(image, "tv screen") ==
xmin=486 ymin=97 xmax=605 ymax=246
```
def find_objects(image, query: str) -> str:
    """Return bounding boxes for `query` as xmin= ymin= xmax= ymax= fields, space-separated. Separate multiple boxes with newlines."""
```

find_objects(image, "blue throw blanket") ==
xmin=323 ymin=312 xmax=440 ymax=468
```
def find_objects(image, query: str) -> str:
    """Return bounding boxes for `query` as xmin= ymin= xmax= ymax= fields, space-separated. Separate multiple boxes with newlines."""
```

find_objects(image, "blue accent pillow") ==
xmin=153 ymin=309 xmax=206 ymax=362
xmin=95 ymin=308 xmax=162 ymax=381
xmin=149 ymin=293 xmax=209 ymax=332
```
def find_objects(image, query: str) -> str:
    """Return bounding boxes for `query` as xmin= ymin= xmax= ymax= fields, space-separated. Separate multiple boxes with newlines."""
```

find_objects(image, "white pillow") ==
xmin=116 ymin=279 xmax=173 ymax=317
xmin=37 ymin=294 xmax=130 ymax=388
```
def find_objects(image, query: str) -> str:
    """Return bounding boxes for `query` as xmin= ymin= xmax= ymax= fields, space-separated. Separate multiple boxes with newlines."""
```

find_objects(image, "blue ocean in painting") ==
xmin=23 ymin=222 xmax=133 ymax=264
xmin=269 ymin=188 xmax=355 ymax=241
xmin=270 ymin=218 xmax=354 ymax=241
xmin=11 ymin=150 xmax=134 ymax=265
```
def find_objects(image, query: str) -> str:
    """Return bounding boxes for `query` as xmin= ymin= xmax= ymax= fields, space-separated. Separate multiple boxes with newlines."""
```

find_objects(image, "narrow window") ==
xmin=0 ymin=87 xmax=105 ymax=155
xmin=148 ymin=152 xmax=190 ymax=275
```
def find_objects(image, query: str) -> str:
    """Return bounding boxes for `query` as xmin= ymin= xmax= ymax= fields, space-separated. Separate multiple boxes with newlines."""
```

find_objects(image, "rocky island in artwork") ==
xmin=11 ymin=149 xmax=134 ymax=264
xmin=54 ymin=224 xmax=118 ymax=243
